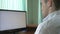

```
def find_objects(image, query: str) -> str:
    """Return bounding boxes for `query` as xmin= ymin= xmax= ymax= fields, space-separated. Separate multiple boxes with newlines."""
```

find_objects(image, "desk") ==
xmin=27 ymin=24 xmax=38 ymax=31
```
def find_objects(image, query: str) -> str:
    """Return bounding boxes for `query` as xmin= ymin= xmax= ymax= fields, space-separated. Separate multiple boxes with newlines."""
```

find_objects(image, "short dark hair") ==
xmin=53 ymin=0 xmax=60 ymax=10
xmin=45 ymin=0 xmax=60 ymax=10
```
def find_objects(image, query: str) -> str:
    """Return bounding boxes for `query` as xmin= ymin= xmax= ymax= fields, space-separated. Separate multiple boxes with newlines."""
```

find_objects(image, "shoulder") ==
xmin=35 ymin=15 xmax=60 ymax=34
xmin=43 ymin=15 xmax=60 ymax=28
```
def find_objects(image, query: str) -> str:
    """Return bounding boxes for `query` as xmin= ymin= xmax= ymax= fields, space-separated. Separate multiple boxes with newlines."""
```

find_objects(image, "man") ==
xmin=35 ymin=0 xmax=60 ymax=34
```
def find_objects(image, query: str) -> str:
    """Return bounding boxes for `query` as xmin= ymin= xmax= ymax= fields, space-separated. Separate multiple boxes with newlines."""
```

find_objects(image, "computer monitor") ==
xmin=0 ymin=10 xmax=26 ymax=31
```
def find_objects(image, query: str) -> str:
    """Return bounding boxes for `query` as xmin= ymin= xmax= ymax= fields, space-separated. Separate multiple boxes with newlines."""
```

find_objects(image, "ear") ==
xmin=47 ymin=0 xmax=52 ymax=7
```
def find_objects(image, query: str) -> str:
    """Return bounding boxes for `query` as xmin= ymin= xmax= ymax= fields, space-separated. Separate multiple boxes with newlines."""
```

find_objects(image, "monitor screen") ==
xmin=0 ymin=11 xmax=26 ymax=31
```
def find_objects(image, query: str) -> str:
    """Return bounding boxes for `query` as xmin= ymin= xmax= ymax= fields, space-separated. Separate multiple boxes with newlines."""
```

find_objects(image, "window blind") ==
xmin=0 ymin=0 xmax=27 ymax=11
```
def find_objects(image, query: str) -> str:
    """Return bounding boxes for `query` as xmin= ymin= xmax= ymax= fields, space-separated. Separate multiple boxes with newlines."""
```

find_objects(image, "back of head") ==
xmin=53 ymin=0 xmax=60 ymax=10
xmin=45 ymin=0 xmax=60 ymax=10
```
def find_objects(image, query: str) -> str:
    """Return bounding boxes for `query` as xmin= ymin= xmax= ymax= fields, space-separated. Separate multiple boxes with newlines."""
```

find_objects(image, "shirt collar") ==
xmin=43 ymin=11 xmax=58 ymax=22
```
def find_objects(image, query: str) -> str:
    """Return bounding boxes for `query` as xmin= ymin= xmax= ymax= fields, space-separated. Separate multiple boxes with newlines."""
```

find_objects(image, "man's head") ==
xmin=42 ymin=0 xmax=60 ymax=18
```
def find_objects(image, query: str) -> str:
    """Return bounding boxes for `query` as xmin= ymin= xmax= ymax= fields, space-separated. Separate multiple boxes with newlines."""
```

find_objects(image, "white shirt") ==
xmin=35 ymin=10 xmax=60 ymax=34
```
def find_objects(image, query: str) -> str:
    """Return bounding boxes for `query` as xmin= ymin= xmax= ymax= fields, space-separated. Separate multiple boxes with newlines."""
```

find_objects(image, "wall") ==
xmin=32 ymin=0 xmax=38 ymax=24
xmin=38 ymin=0 xmax=42 ymax=24
xmin=27 ymin=0 xmax=42 ymax=25
xmin=27 ymin=0 xmax=33 ymax=24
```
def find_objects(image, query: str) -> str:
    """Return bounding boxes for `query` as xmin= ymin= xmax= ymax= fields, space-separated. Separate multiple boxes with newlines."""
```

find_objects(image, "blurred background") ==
xmin=0 ymin=0 xmax=43 ymax=34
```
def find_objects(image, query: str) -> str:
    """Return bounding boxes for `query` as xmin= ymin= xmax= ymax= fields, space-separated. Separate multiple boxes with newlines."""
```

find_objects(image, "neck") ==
xmin=48 ymin=7 xmax=55 ymax=14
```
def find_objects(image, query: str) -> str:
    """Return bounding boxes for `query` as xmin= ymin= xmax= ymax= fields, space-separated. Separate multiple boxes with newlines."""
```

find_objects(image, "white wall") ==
xmin=0 ymin=11 xmax=26 ymax=31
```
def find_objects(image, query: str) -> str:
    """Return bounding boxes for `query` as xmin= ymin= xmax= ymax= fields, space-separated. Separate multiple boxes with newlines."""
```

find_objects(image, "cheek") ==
xmin=42 ymin=4 xmax=46 ymax=14
xmin=42 ymin=4 xmax=48 ymax=17
xmin=42 ymin=4 xmax=47 ymax=12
